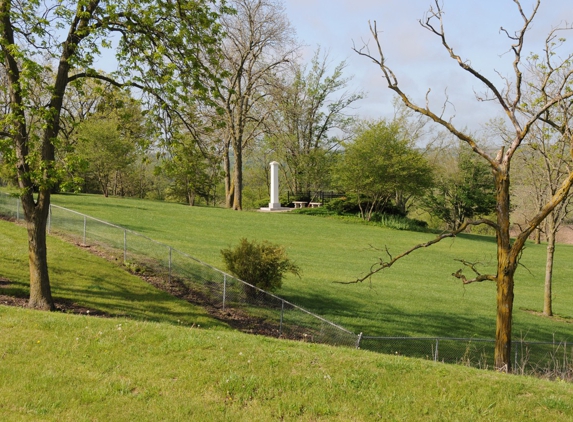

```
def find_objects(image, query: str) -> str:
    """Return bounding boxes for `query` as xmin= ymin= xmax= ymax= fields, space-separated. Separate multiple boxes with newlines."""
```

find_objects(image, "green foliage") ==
xmin=424 ymin=143 xmax=496 ymax=230
xmin=294 ymin=206 xmax=428 ymax=231
xmin=221 ymin=238 xmax=300 ymax=297
xmin=156 ymin=134 xmax=221 ymax=206
xmin=335 ymin=119 xmax=433 ymax=221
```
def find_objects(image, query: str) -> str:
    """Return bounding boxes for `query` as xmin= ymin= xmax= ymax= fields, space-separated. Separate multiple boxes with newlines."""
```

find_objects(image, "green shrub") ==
xmin=221 ymin=238 xmax=300 ymax=299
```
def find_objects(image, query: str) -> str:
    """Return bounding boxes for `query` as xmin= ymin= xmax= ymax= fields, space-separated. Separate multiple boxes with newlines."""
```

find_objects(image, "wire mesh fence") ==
xmin=44 ymin=198 xmax=358 ymax=349
xmin=359 ymin=336 xmax=572 ymax=378
xmin=1 ymin=192 xmax=571 ymax=377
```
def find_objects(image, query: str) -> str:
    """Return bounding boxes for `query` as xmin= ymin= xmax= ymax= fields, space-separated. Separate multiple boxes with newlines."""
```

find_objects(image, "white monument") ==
xmin=260 ymin=161 xmax=290 ymax=211
xmin=269 ymin=161 xmax=281 ymax=210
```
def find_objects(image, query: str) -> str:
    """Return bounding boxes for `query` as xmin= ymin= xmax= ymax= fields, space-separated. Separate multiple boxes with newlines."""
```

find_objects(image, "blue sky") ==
xmin=282 ymin=0 xmax=572 ymax=133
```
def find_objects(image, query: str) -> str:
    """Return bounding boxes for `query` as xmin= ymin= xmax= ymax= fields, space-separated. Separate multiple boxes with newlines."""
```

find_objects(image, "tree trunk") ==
xmin=495 ymin=271 xmax=514 ymax=372
xmin=187 ymin=190 xmax=195 ymax=206
xmin=23 ymin=190 xmax=55 ymax=310
xmin=543 ymin=216 xmax=556 ymax=316
xmin=534 ymin=228 xmax=541 ymax=244
xmin=223 ymin=145 xmax=234 ymax=208
xmin=494 ymin=167 xmax=514 ymax=372
xmin=232 ymin=140 xmax=243 ymax=210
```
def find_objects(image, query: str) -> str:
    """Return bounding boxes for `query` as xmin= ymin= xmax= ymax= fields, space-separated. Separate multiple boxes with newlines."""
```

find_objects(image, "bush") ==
xmin=221 ymin=238 xmax=300 ymax=300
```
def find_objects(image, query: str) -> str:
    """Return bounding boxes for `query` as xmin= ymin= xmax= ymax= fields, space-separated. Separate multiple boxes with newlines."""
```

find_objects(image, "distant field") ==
xmin=45 ymin=193 xmax=573 ymax=343
xmin=1 ymin=305 xmax=572 ymax=421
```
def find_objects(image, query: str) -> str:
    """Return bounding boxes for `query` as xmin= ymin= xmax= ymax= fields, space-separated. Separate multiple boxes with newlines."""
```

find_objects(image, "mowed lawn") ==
xmin=1 ymin=305 xmax=573 ymax=421
xmin=48 ymin=194 xmax=573 ymax=343
xmin=0 ymin=218 xmax=227 ymax=330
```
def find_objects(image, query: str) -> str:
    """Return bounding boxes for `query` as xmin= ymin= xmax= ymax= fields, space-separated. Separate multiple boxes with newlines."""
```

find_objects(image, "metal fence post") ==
xmin=83 ymin=215 xmax=87 ymax=245
xmin=356 ymin=332 xmax=363 ymax=349
xmin=435 ymin=339 xmax=439 ymax=362
xmin=279 ymin=300 xmax=284 ymax=335
xmin=123 ymin=230 xmax=127 ymax=263
xmin=222 ymin=274 xmax=227 ymax=311
xmin=16 ymin=198 xmax=19 ymax=220
xmin=514 ymin=342 xmax=518 ymax=370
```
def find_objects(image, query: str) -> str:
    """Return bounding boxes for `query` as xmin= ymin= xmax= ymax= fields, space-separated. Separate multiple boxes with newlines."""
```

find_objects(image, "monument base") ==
xmin=259 ymin=203 xmax=291 ymax=212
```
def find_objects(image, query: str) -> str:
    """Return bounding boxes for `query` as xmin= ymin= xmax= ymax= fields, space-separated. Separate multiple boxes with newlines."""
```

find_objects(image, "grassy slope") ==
xmin=1 ymin=305 xmax=572 ymax=421
xmin=49 ymin=194 xmax=573 ymax=342
xmin=0 ymin=219 xmax=227 ymax=330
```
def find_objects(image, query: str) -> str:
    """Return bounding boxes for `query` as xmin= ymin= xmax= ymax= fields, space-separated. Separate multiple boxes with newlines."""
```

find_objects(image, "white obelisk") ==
xmin=269 ymin=161 xmax=281 ymax=210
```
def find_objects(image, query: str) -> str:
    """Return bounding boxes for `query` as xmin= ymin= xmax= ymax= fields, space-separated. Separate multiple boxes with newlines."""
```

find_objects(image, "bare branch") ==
xmin=451 ymin=259 xmax=496 ymax=284
xmin=338 ymin=219 xmax=498 ymax=284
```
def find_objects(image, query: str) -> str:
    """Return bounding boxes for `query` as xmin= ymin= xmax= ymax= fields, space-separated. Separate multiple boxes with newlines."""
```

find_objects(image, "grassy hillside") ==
xmin=1 ymin=305 xmax=572 ymax=421
xmin=47 ymin=194 xmax=573 ymax=343
xmin=0 ymin=219 xmax=226 ymax=330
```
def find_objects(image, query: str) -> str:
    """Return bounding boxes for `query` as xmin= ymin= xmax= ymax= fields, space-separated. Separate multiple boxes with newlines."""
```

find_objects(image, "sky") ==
xmin=280 ymin=0 xmax=572 ymax=134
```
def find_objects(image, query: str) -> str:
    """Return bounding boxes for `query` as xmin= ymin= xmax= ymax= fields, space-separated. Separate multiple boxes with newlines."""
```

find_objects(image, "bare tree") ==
xmin=513 ymin=123 xmax=573 ymax=317
xmin=215 ymin=0 xmax=298 ymax=210
xmin=353 ymin=1 xmax=573 ymax=371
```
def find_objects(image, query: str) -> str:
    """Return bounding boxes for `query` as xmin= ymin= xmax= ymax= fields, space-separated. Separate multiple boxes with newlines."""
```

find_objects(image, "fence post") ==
xmin=82 ymin=215 xmax=87 ymax=245
xmin=222 ymin=274 xmax=227 ymax=311
xmin=123 ymin=230 xmax=127 ymax=263
xmin=168 ymin=247 xmax=172 ymax=283
xmin=356 ymin=332 xmax=363 ymax=349
xmin=16 ymin=198 xmax=20 ymax=221
xmin=279 ymin=300 xmax=284 ymax=335
xmin=434 ymin=339 xmax=439 ymax=362
xmin=47 ymin=204 xmax=51 ymax=233
xmin=514 ymin=342 xmax=518 ymax=371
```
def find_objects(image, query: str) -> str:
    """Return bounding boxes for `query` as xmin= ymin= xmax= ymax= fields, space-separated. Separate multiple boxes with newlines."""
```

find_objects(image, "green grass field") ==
xmin=2 ymin=194 xmax=573 ymax=419
xmin=1 ymin=305 xmax=573 ymax=421
xmin=45 ymin=193 xmax=573 ymax=344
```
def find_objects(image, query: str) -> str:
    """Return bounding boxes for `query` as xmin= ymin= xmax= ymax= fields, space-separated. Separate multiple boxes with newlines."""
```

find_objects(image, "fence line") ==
xmin=1 ymin=192 xmax=571 ymax=377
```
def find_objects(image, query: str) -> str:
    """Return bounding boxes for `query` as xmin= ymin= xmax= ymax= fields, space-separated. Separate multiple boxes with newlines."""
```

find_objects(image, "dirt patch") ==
xmin=0 ymin=292 xmax=108 ymax=316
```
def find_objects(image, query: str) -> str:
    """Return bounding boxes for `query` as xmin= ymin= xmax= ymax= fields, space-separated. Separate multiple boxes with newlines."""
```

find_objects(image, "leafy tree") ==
xmin=221 ymin=238 xmax=300 ymax=299
xmin=424 ymin=143 xmax=496 ymax=231
xmin=0 ymin=0 xmax=228 ymax=310
xmin=335 ymin=120 xmax=433 ymax=221
xmin=157 ymin=135 xmax=221 ymax=206
xmin=354 ymin=1 xmax=573 ymax=370
xmin=266 ymin=50 xmax=362 ymax=196
xmin=73 ymin=91 xmax=149 ymax=197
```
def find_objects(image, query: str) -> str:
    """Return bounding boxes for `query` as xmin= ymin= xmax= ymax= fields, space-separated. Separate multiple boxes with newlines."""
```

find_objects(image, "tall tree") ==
xmin=335 ymin=119 xmax=433 ymax=221
xmin=354 ymin=1 xmax=573 ymax=371
xmin=266 ymin=50 xmax=362 ymax=196
xmin=215 ymin=0 xmax=297 ymax=210
xmin=0 ymin=0 xmax=227 ymax=310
